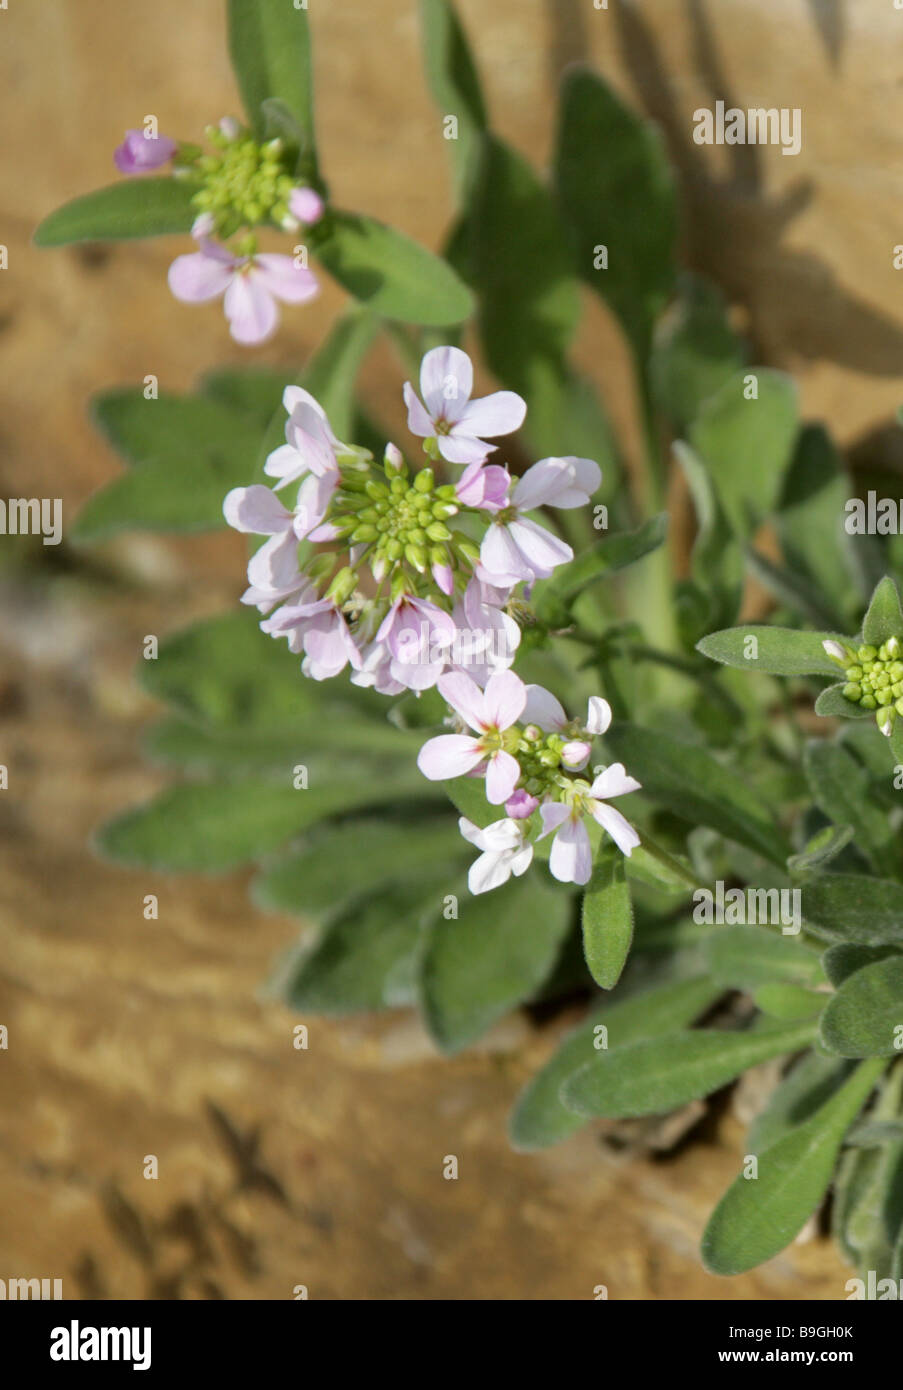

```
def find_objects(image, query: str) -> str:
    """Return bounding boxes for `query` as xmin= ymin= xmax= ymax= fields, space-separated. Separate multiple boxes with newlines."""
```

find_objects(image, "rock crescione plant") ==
xmin=39 ymin=0 xmax=903 ymax=1289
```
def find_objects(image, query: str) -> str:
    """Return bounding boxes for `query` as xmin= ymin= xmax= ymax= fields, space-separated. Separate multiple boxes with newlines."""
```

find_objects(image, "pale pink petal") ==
xmin=432 ymin=561 xmax=455 ymax=596
xmin=512 ymin=457 xmax=574 ymax=511
xmin=469 ymin=850 xmax=514 ymax=895
xmin=437 ymin=669 xmax=488 ymax=732
xmin=549 ymin=817 xmax=593 ymax=885
xmin=522 ymin=684 xmax=567 ymax=731
xmin=288 ymin=187 xmax=325 ymax=225
xmin=509 ymin=844 xmax=534 ymax=877
xmin=480 ymin=522 xmax=534 ymax=584
xmin=167 ymin=247 xmax=235 ymax=303
xmin=246 ymin=530 xmax=300 ymax=591
xmin=507 ymin=518 xmax=573 ymax=575
xmin=420 ymin=346 xmax=473 ymax=420
xmin=538 ymin=802 xmax=571 ymax=837
xmin=455 ymin=389 xmax=526 ymax=439
xmin=437 ymin=433 xmax=494 ymax=466
xmin=223 ymin=484 xmax=292 ymax=535
xmin=417 ymin=734 xmax=484 ymax=781
xmin=252 ymin=254 xmax=319 ymax=304
xmin=482 ymin=669 xmax=527 ymax=730
xmin=485 ymin=749 xmax=520 ymax=804
xmin=561 ymin=740 xmax=592 ymax=771
xmin=586 ymin=697 xmax=612 ymax=736
xmin=224 ymin=274 xmax=279 ymax=344
xmin=590 ymin=800 xmax=640 ymax=857
xmin=590 ymin=762 xmax=642 ymax=800
xmin=403 ymin=381 xmax=435 ymax=438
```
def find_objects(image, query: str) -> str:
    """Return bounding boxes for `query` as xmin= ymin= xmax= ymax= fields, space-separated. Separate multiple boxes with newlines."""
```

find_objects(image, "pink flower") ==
xmin=538 ymin=764 xmax=642 ymax=886
xmin=455 ymin=461 xmax=510 ymax=511
xmin=264 ymin=386 xmax=342 ymax=492
xmin=505 ymin=789 xmax=539 ymax=819
xmin=417 ymin=669 xmax=527 ymax=804
xmin=522 ymin=687 xmax=612 ymax=738
xmin=375 ymin=595 xmax=457 ymax=691
xmin=479 ymin=455 xmax=601 ymax=585
xmin=289 ymin=187 xmax=325 ymax=226
xmin=114 ymin=128 xmax=177 ymax=174
xmin=459 ymin=817 xmax=534 ymax=895
xmin=448 ymin=577 xmax=520 ymax=685
xmin=263 ymin=596 xmax=361 ymax=680
xmin=167 ymin=239 xmax=319 ymax=344
xmin=404 ymin=346 xmax=526 ymax=465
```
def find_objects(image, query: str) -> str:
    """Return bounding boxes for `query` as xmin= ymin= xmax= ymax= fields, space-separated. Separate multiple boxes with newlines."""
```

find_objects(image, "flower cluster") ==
xmin=224 ymin=347 xmax=601 ymax=691
xmin=115 ymin=120 xmax=323 ymax=343
xmin=416 ymin=669 xmax=641 ymax=891
xmin=824 ymin=635 xmax=903 ymax=736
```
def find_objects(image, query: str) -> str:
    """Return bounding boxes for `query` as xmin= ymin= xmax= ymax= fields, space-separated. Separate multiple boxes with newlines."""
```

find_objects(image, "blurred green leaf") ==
xmin=317 ymin=211 xmax=473 ymax=325
xmin=688 ymin=369 xmax=798 ymax=539
xmin=34 ymin=179 xmax=196 ymax=247
xmin=555 ymin=67 xmax=676 ymax=361
xmin=420 ymin=873 xmax=571 ymax=1052
xmin=606 ymin=723 xmax=790 ymax=865
xmin=777 ymin=425 xmax=858 ymax=624
xmin=420 ymin=0 xmax=487 ymax=201
xmin=701 ymin=925 xmax=824 ymax=992
xmin=227 ymin=0 xmax=316 ymax=154
xmin=803 ymin=875 xmax=903 ymax=946
xmin=650 ymin=275 xmax=745 ymax=431
xmin=804 ymin=741 xmax=900 ymax=878
xmin=747 ymin=1051 xmax=853 ymax=1154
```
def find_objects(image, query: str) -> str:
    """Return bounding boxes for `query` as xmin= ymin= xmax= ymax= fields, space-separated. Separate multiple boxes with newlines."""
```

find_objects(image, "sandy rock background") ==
xmin=1 ymin=0 xmax=900 ymax=1298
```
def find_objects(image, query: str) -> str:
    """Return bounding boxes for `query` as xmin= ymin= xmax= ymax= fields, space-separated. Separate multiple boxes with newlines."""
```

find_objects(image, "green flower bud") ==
xmin=877 ymin=688 xmax=893 ymax=705
xmin=326 ymin=566 xmax=357 ymax=604
xmin=432 ymin=501 xmax=458 ymax=520
xmin=413 ymin=467 xmax=434 ymax=493
xmin=877 ymin=706 xmax=896 ymax=736
xmin=861 ymin=694 xmax=877 ymax=709
xmin=350 ymin=523 xmax=378 ymax=543
xmin=404 ymin=543 xmax=428 ymax=572
xmin=426 ymin=521 xmax=452 ymax=542
xmin=842 ymin=683 xmax=862 ymax=701
xmin=858 ymin=645 xmax=878 ymax=663
xmin=845 ymin=666 xmax=863 ymax=681
xmin=385 ymin=537 xmax=404 ymax=562
xmin=365 ymin=479 xmax=389 ymax=501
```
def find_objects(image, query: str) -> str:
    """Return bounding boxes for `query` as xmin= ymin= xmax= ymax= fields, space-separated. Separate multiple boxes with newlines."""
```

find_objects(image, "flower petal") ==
xmin=224 ymin=273 xmax=279 ymax=344
xmin=590 ymin=800 xmax=640 ymax=857
xmin=586 ymin=696 xmax=612 ymax=736
xmin=167 ymin=246 xmax=234 ymax=303
xmin=456 ymin=389 xmax=526 ymax=439
xmin=590 ymin=761 xmax=642 ymax=800
xmin=437 ymin=669 xmax=488 ymax=732
xmin=403 ymin=380 xmax=434 ymax=438
xmin=417 ymin=734 xmax=484 ymax=781
xmin=420 ymin=345 xmax=473 ymax=420
xmin=485 ymin=749 xmax=520 ymax=804
xmin=252 ymin=254 xmax=320 ymax=305
xmin=223 ymin=484 xmax=292 ymax=535
xmin=522 ymin=683 xmax=567 ymax=731
xmin=549 ymin=817 xmax=592 ymax=885
xmin=507 ymin=518 xmax=573 ymax=575
xmin=482 ymin=669 xmax=527 ymax=730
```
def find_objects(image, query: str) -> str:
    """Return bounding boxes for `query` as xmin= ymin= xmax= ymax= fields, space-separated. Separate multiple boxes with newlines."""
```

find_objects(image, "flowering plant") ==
xmin=40 ymin=0 xmax=903 ymax=1290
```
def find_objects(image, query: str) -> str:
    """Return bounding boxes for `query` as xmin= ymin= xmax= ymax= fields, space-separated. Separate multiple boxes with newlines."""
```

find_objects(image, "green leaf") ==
xmin=650 ymin=274 xmax=746 ymax=432
xmin=747 ymin=1052 xmax=854 ymax=1154
xmin=581 ymin=852 xmax=634 ymax=989
xmin=34 ymin=179 xmax=196 ymax=247
xmin=787 ymin=823 xmax=855 ymax=878
xmin=253 ymin=817 xmax=464 ymax=920
xmin=227 ymin=0 xmax=315 ymax=151
xmin=701 ymin=1059 xmax=885 ymax=1275
xmin=561 ymin=1017 xmax=818 ymax=1119
xmin=814 ymin=683 xmax=872 ymax=719
xmin=862 ymin=576 xmax=903 ymax=647
xmin=688 ymin=370 xmax=799 ymax=539
xmin=97 ymin=767 xmax=428 ymax=873
xmin=823 ymin=944 xmax=902 ymax=987
xmin=753 ymin=983 xmax=825 ymax=1020
xmin=420 ymin=0 xmax=487 ymax=201
xmin=536 ymin=514 xmax=667 ymax=622
xmin=820 ymin=957 xmax=903 ymax=1057
xmin=555 ymin=67 xmax=676 ymax=360
xmin=457 ymin=136 xmax=582 ymax=458
xmin=695 ymin=625 xmax=840 ymax=677
xmin=777 ymin=425 xmax=858 ymax=624
xmin=200 ymin=366 xmax=289 ymax=428
xmin=605 ymin=723 xmax=790 ymax=865
xmin=317 ymin=211 xmax=473 ymax=325
xmin=744 ymin=546 xmax=843 ymax=631
xmin=701 ymin=925 xmax=824 ymax=992
xmin=441 ymin=774 xmax=496 ymax=830
xmin=804 ymin=875 xmax=903 ymax=946
xmin=73 ymin=391 xmax=264 ymax=539
xmin=420 ymin=873 xmax=571 ymax=1053
xmin=277 ymin=885 xmax=438 ymax=1015
xmin=509 ymin=975 xmax=721 ymax=1151
xmin=803 ymin=740 xmax=900 ymax=877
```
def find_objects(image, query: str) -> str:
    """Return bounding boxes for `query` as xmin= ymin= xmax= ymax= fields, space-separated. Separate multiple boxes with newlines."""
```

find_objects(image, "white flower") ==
xmin=404 ymin=346 xmax=526 ymax=465
xmin=458 ymin=817 xmax=534 ymax=894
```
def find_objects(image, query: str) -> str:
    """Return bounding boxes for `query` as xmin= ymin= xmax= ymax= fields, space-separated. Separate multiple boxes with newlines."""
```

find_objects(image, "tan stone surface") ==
xmin=0 ymin=0 xmax=895 ymax=1300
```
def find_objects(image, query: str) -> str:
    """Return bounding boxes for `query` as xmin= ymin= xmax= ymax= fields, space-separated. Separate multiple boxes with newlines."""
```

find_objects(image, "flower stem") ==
xmin=636 ymin=829 xmax=699 ymax=891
